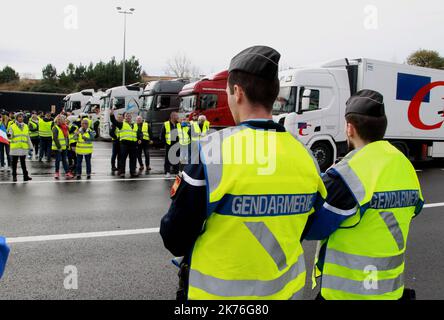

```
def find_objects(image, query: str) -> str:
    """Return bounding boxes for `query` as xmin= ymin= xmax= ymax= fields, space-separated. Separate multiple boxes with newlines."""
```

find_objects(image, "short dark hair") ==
xmin=345 ymin=113 xmax=388 ymax=142
xmin=228 ymin=71 xmax=279 ymax=111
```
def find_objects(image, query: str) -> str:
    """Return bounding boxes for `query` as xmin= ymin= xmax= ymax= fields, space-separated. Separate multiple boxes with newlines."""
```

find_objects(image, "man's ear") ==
xmin=234 ymin=84 xmax=244 ymax=105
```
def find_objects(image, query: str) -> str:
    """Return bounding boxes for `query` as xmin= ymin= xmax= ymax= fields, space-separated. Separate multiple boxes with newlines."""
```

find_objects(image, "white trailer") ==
xmin=274 ymin=58 xmax=444 ymax=171
xmin=99 ymin=84 xmax=143 ymax=140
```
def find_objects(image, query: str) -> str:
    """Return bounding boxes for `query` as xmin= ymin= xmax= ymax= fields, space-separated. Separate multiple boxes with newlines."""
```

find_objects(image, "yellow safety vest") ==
xmin=315 ymin=141 xmax=423 ymax=300
xmin=68 ymin=124 xmax=78 ymax=145
xmin=112 ymin=126 xmax=121 ymax=141
xmin=76 ymin=129 xmax=94 ymax=155
xmin=10 ymin=123 xmax=30 ymax=152
xmin=119 ymin=121 xmax=137 ymax=142
xmin=191 ymin=121 xmax=210 ymax=141
xmin=51 ymin=125 xmax=67 ymax=151
xmin=142 ymin=122 xmax=150 ymax=141
xmin=38 ymin=118 xmax=53 ymax=138
xmin=188 ymin=126 xmax=327 ymax=300
xmin=177 ymin=123 xmax=190 ymax=146
xmin=164 ymin=121 xmax=172 ymax=145
xmin=28 ymin=120 xmax=39 ymax=139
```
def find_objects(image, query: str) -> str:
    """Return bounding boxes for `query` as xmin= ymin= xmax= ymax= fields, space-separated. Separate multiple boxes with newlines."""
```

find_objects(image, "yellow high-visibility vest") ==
xmin=76 ymin=129 xmax=94 ymax=155
xmin=315 ymin=141 xmax=423 ymax=300
xmin=177 ymin=123 xmax=190 ymax=146
xmin=51 ymin=125 xmax=67 ymax=151
xmin=119 ymin=121 xmax=137 ymax=142
xmin=10 ymin=123 xmax=30 ymax=152
xmin=188 ymin=126 xmax=327 ymax=300
xmin=142 ymin=122 xmax=150 ymax=141
xmin=38 ymin=118 xmax=53 ymax=138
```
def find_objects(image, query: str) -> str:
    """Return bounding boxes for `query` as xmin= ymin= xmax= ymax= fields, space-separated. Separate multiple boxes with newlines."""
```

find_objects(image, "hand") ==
xmin=149 ymin=141 xmax=154 ymax=145
xmin=138 ymin=140 xmax=142 ymax=145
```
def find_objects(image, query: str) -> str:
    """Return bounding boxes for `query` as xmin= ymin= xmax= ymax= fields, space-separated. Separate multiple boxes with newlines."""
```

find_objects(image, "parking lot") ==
xmin=0 ymin=141 xmax=443 ymax=300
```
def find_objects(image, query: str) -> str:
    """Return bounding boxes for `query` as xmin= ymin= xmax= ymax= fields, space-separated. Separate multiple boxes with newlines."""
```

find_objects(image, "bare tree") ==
xmin=165 ymin=53 xmax=200 ymax=78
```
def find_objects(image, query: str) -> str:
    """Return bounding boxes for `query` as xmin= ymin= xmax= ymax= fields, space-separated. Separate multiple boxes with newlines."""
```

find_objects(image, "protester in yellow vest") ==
xmin=7 ymin=113 xmax=32 ymax=182
xmin=135 ymin=116 xmax=153 ymax=173
xmin=66 ymin=118 xmax=78 ymax=175
xmin=160 ymin=46 xmax=327 ymax=300
xmin=38 ymin=112 xmax=53 ymax=162
xmin=28 ymin=112 xmax=39 ymax=160
xmin=161 ymin=112 xmax=180 ymax=177
xmin=52 ymin=115 xmax=74 ymax=180
xmin=305 ymin=90 xmax=424 ymax=300
xmin=191 ymin=115 xmax=210 ymax=142
xmin=110 ymin=109 xmax=139 ymax=178
xmin=74 ymin=119 xmax=96 ymax=180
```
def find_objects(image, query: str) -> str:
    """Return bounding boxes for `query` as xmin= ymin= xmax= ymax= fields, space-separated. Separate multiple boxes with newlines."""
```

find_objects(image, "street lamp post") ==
xmin=116 ymin=7 xmax=135 ymax=86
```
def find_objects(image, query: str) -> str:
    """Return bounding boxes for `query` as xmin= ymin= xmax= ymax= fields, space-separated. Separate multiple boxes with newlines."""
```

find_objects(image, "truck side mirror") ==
xmin=300 ymin=89 xmax=312 ymax=112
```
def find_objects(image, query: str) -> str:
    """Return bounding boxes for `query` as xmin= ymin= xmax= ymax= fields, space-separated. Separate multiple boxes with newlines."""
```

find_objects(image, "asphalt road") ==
xmin=0 ymin=141 xmax=443 ymax=300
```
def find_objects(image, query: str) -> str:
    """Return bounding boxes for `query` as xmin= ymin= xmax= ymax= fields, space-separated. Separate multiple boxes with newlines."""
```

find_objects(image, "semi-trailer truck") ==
xmin=140 ymin=79 xmax=188 ymax=144
xmin=63 ymin=89 xmax=95 ymax=114
xmin=66 ymin=91 xmax=104 ymax=136
xmin=99 ymin=84 xmax=143 ymax=140
xmin=274 ymin=58 xmax=444 ymax=171
xmin=179 ymin=70 xmax=235 ymax=129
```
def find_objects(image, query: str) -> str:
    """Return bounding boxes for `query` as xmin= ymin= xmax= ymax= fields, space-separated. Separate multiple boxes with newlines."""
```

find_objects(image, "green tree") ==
xmin=407 ymin=49 xmax=444 ymax=69
xmin=0 ymin=66 xmax=20 ymax=83
xmin=42 ymin=64 xmax=58 ymax=81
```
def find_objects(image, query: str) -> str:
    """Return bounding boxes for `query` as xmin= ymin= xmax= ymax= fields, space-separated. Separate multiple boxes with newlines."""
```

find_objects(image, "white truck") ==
xmin=99 ymin=84 xmax=143 ymax=140
xmin=274 ymin=58 xmax=444 ymax=171
xmin=63 ymin=89 xmax=95 ymax=114
xmin=66 ymin=90 xmax=104 ymax=136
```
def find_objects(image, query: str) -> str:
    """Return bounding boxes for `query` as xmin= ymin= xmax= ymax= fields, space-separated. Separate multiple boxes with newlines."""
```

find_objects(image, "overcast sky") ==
xmin=0 ymin=0 xmax=443 ymax=78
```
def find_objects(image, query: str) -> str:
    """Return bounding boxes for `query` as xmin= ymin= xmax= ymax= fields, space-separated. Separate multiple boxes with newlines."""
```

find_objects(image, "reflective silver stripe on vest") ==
xmin=325 ymin=249 xmax=404 ymax=271
xmin=289 ymin=288 xmax=305 ymax=300
xmin=322 ymin=274 xmax=404 ymax=296
xmin=201 ymin=127 xmax=248 ymax=194
xmin=189 ymin=257 xmax=305 ymax=298
xmin=332 ymin=158 xmax=366 ymax=204
xmin=244 ymin=222 xmax=288 ymax=271
xmin=379 ymin=212 xmax=405 ymax=251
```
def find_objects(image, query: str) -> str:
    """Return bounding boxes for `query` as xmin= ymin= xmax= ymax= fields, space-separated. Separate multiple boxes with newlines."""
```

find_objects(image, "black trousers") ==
xmin=67 ymin=144 xmax=77 ymax=173
xmin=164 ymin=143 xmax=179 ymax=174
xmin=119 ymin=143 xmax=137 ymax=175
xmin=31 ymin=138 xmax=40 ymax=156
xmin=137 ymin=143 xmax=150 ymax=168
xmin=111 ymin=140 xmax=120 ymax=170
xmin=12 ymin=155 xmax=29 ymax=178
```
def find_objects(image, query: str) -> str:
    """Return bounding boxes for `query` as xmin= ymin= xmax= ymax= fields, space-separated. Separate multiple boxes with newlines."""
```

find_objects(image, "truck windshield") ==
xmin=141 ymin=95 xmax=155 ymax=110
xmin=101 ymin=96 xmax=110 ymax=111
xmin=273 ymin=87 xmax=297 ymax=114
xmin=180 ymin=95 xmax=197 ymax=112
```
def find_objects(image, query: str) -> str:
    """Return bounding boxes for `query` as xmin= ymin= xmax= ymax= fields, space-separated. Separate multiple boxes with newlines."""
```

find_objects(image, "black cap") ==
xmin=345 ymin=90 xmax=385 ymax=117
xmin=229 ymin=45 xmax=281 ymax=81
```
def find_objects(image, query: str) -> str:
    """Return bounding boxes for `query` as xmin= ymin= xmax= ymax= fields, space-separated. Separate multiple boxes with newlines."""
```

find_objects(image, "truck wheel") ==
xmin=311 ymin=142 xmax=333 ymax=172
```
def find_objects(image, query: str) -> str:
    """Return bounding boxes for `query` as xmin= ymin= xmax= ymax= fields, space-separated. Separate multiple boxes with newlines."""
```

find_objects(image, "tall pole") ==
xmin=122 ymin=13 xmax=126 ymax=86
xmin=116 ymin=7 xmax=135 ymax=86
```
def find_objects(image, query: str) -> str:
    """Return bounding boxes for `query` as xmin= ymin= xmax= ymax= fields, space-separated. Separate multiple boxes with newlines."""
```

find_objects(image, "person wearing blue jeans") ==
xmin=76 ymin=154 xmax=92 ymax=178
xmin=75 ymin=119 xmax=95 ymax=180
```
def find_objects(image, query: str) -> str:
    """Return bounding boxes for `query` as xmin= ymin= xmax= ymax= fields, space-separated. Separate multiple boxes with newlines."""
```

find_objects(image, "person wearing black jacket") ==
xmin=110 ymin=113 xmax=123 ymax=172
xmin=160 ymin=112 xmax=180 ymax=177
xmin=135 ymin=116 xmax=153 ymax=172
xmin=110 ymin=109 xmax=138 ymax=178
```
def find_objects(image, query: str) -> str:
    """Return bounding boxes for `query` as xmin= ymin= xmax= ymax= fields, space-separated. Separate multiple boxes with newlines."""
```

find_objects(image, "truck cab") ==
xmin=67 ymin=91 xmax=104 ymax=136
xmin=140 ymin=79 xmax=188 ymax=144
xmin=179 ymin=70 xmax=235 ymax=129
xmin=63 ymin=89 xmax=95 ymax=115
xmin=275 ymin=58 xmax=444 ymax=171
xmin=99 ymin=84 xmax=143 ymax=140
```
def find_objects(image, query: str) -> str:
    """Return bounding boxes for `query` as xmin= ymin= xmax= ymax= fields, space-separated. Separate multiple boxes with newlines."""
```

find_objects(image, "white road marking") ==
xmin=7 ymin=228 xmax=160 ymax=244
xmin=424 ymin=202 xmax=444 ymax=209
xmin=0 ymin=176 xmax=175 ymax=185
xmin=5 ymin=202 xmax=444 ymax=245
